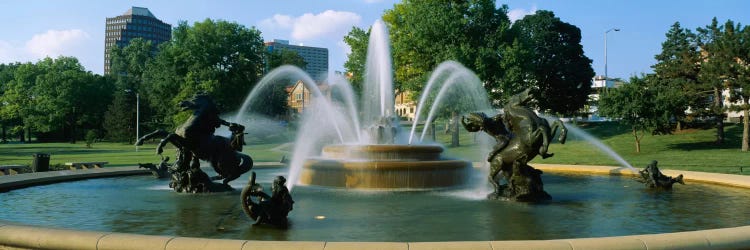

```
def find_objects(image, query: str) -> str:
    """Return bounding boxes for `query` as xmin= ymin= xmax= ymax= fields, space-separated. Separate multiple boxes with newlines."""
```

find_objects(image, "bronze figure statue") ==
xmin=136 ymin=93 xmax=253 ymax=193
xmin=462 ymin=89 xmax=567 ymax=201
xmin=241 ymin=172 xmax=294 ymax=227
xmin=138 ymin=155 xmax=170 ymax=178
xmin=638 ymin=160 xmax=684 ymax=190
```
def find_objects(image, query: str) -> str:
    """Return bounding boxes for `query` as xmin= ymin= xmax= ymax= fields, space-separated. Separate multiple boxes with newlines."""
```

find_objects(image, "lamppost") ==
xmin=604 ymin=28 xmax=620 ymax=81
xmin=135 ymin=92 xmax=139 ymax=152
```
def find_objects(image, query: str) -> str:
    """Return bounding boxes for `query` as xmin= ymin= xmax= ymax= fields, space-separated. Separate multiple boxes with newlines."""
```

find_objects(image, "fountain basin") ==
xmin=2 ymin=165 xmax=750 ymax=249
xmin=320 ymin=144 xmax=445 ymax=160
xmin=300 ymin=144 xmax=472 ymax=189
xmin=301 ymin=159 xmax=471 ymax=189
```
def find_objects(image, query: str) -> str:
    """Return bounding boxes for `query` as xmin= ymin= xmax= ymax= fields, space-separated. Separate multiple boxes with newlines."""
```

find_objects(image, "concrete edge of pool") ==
xmin=1 ymin=163 xmax=749 ymax=250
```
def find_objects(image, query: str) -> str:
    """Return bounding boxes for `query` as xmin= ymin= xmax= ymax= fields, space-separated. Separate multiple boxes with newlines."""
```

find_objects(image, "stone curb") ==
xmin=1 ymin=164 xmax=749 ymax=250
xmin=1 ymin=224 xmax=749 ymax=250
xmin=0 ymin=166 xmax=150 ymax=192
xmin=0 ymin=163 xmax=287 ymax=193
xmin=531 ymin=163 xmax=750 ymax=188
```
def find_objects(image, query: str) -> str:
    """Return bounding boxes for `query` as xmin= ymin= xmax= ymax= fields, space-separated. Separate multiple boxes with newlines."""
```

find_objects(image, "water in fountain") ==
xmin=234 ymin=66 xmax=363 ymax=191
xmin=406 ymin=61 xmax=492 ymax=144
xmin=361 ymin=20 xmax=395 ymax=132
xmin=232 ymin=20 xmax=498 ymax=191
xmin=562 ymin=122 xmax=637 ymax=172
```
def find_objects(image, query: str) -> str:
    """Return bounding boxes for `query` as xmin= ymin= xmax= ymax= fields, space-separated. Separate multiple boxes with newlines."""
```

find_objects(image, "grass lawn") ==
xmin=1 ymin=121 xmax=747 ymax=175
xmin=437 ymin=121 xmax=750 ymax=175
xmin=0 ymin=141 xmax=287 ymax=168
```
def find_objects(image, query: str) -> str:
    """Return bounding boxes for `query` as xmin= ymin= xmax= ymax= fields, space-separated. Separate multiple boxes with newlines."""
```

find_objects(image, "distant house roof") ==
xmin=123 ymin=7 xmax=156 ymax=18
xmin=285 ymin=80 xmax=330 ymax=93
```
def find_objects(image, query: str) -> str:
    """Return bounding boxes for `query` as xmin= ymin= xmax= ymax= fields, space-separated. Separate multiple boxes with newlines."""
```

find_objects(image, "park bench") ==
xmin=0 ymin=165 xmax=29 ymax=175
xmin=65 ymin=161 xmax=108 ymax=170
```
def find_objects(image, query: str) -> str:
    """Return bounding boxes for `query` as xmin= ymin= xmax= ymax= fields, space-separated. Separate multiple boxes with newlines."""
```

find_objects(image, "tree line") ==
xmin=1 ymin=1 xmax=601 ymax=144
xmin=4 ymin=0 xmax=744 ymax=153
xmin=345 ymin=1 xmax=594 ymax=116
xmin=0 ymin=19 xmax=303 ymax=143
xmin=344 ymin=0 xmax=594 ymax=146
xmin=599 ymin=18 xmax=750 ymax=152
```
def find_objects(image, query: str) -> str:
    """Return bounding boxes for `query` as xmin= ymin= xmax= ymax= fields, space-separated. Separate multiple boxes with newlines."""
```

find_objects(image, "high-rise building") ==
xmin=265 ymin=39 xmax=329 ymax=83
xmin=104 ymin=7 xmax=171 ymax=74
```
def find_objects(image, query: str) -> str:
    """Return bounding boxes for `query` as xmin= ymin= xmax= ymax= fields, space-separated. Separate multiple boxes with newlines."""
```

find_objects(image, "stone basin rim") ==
xmin=1 ymin=164 xmax=749 ymax=250
xmin=303 ymin=159 xmax=471 ymax=170
xmin=322 ymin=144 xmax=445 ymax=152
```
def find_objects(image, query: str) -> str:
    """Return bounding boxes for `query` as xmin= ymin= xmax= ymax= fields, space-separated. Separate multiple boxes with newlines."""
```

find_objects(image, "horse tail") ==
xmin=238 ymin=153 xmax=254 ymax=174
xmin=551 ymin=120 xmax=568 ymax=144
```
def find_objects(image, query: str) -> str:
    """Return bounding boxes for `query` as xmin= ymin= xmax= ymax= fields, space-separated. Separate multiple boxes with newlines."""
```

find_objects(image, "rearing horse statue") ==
xmin=503 ymin=88 xmax=567 ymax=159
xmin=136 ymin=93 xmax=253 ymax=189
xmin=462 ymin=89 xmax=567 ymax=201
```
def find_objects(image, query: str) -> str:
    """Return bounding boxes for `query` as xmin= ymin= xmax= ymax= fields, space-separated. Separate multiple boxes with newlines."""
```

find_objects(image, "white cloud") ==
xmin=259 ymin=14 xmax=294 ymax=30
xmin=259 ymin=10 xmax=361 ymax=41
xmin=293 ymin=10 xmax=361 ymax=40
xmin=25 ymin=29 xmax=90 ymax=59
xmin=0 ymin=29 xmax=91 ymax=66
xmin=508 ymin=5 xmax=537 ymax=23
xmin=363 ymin=0 xmax=385 ymax=3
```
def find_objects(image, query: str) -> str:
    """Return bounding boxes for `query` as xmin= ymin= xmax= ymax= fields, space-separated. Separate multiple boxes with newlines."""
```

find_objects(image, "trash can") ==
xmin=31 ymin=153 xmax=50 ymax=172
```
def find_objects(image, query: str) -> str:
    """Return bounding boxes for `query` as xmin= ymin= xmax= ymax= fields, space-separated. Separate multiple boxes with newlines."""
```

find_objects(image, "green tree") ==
xmin=0 ymin=58 xmax=110 ymax=143
xmin=381 ymin=0 xmax=512 ymax=146
xmin=735 ymin=24 xmax=750 ymax=151
xmin=718 ymin=21 xmax=750 ymax=151
xmin=492 ymin=39 xmax=531 ymax=107
xmin=104 ymin=38 xmax=155 ymax=141
xmin=84 ymin=74 xmax=116 ymax=140
xmin=0 ymin=62 xmax=43 ymax=141
xmin=343 ymin=26 xmax=370 ymax=93
xmin=697 ymin=18 xmax=737 ymax=144
xmin=110 ymin=38 xmax=153 ymax=79
xmin=652 ymin=22 xmax=701 ymax=131
xmin=144 ymin=19 xmax=265 ymax=127
xmin=103 ymin=90 xmax=133 ymax=142
xmin=382 ymin=0 xmax=513 ymax=97
xmin=0 ymin=63 xmax=20 ymax=142
xmin=599 ymin=75 xmax=672 ymax=152
xmin=734 ymin=26 xmax=750 ymax=151
xmin=33 ymin=57 xmax=106 ymax=143
xmin=512 ymin=10 xmax=595 ymax=115
xmin=85 ymin=129 xmax=98 ymax=148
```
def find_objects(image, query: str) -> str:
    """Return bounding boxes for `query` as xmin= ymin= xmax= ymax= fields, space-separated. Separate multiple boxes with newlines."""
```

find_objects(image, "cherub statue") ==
xmin=638 ymin=160 xmax=685 ymax=190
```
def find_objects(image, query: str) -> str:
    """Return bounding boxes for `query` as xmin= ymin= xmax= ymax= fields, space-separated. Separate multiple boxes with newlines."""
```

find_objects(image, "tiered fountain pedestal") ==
xmin=300 ymin=145 xmax=471 ymax=189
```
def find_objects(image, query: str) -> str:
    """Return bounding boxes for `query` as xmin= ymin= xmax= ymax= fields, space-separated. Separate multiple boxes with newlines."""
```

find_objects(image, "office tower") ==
xmin=104 ymin=7 xmax=171 ymax=74
xmin=265 ymin=39 xmax=329 ymax=83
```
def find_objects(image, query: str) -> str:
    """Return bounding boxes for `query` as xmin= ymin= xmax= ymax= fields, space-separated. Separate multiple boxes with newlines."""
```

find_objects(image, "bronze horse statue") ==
xmin=462 ymin=89 xmax=567 ymax=200
xmin=502 ymin=88 xmax=567 ymax=159
xmin=136 ymin=93 xmax=252 ymax=187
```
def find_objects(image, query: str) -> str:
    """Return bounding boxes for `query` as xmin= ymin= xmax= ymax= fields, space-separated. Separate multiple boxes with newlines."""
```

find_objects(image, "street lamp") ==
xmin=604 ymin=28 xmax=620 ymax=81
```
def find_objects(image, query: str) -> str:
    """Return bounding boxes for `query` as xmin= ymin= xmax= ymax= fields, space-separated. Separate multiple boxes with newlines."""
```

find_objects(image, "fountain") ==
xmin=236 ymin=20 xmax=490 ymax=190
xmin=2 ymin=19 xmax=750 ymax=249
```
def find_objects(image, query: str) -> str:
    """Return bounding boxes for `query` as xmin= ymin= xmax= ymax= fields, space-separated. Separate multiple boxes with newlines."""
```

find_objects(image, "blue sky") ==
xmin=1 ymin=0 xmax=748 ymax=81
